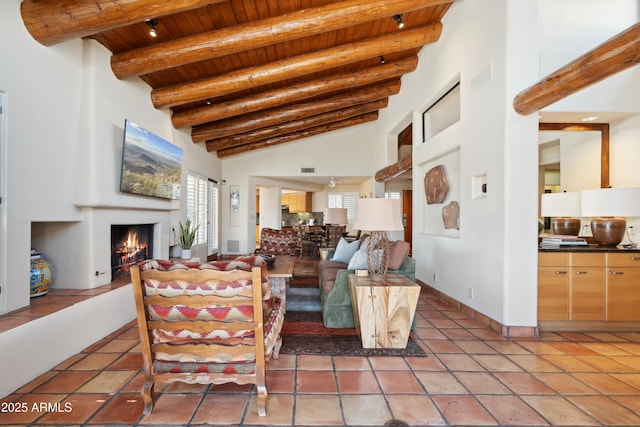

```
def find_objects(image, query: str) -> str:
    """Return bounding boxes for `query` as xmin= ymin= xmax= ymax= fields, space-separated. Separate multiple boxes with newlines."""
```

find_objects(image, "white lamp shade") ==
xmin=581 ymin=187 xmax=640 ymax=217
xmin=541 ymin=192 xmax=581 ymax=217
xmin=324 ymin=208 xmax=348 ymax=224
xmin=352 ymin=198 xmax=403 ymax=231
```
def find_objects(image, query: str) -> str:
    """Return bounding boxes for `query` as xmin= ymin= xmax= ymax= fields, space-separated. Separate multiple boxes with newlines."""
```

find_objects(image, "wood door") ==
xmin=402 ymin=189 xmax=412 ymax=252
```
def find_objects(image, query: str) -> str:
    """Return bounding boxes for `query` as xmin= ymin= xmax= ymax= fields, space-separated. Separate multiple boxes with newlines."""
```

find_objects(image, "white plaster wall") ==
xmin=0 ymin=0 xmax=221 ymax=313
xmin=375 ymin=0 xmax=539 ymax=326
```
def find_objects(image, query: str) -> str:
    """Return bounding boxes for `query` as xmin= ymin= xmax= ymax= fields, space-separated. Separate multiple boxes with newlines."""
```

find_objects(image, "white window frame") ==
xmin=186 ymin=171 xmax=208 ymax=247
xmin=328 ymin=192 xmax=359 ymax=224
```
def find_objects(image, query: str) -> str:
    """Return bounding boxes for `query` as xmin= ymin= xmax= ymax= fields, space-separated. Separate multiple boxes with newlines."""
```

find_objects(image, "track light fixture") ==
xmin=145 ymin=19 xmax=159 ymax=37
xmin=329 ymin=177 xmax=336 ymax=188
xmin=379 ymin=56 xmax=386 ymax=64
xmin=393 ymin=14 xmax=404 ymax=29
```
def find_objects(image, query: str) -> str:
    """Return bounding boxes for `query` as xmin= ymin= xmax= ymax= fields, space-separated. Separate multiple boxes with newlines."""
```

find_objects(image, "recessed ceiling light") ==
xmin=581 ymin=115 xmax=599 ymax=122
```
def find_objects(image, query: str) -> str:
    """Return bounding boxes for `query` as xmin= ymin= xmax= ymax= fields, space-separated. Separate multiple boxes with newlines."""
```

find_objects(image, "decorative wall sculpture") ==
xmin=424 ymin=164 xmax=449 ymax=204
xmin=442 ymin=201 xmax=460 ymax=230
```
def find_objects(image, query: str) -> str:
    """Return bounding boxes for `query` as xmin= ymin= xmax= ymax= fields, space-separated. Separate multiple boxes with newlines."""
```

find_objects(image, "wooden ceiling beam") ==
xmin=20 ymin=0 xmax=219 ymax=46
xmin=172 ymin=56 xmax=417 ymax=128
xmin=514 ymin=22 xmax=640 ymax=116
xmin=375 ymin=156 xmax=413 ymax=182
xmin=192 ymin=80 xmax=401 ymax=142
xmin=111 ymin=0 xmax=451 ymax=79
xmin=206 ymin=99 xmax=388 ymax=151
xmin=216 ymin=112 xmax=379 ymax=157
xmin=151 ymin=23 xmax=442 ymax=108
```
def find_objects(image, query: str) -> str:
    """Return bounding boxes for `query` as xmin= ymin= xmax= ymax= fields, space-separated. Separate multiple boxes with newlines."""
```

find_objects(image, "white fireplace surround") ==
xmin=31 ymin=208 xmax=170 ymax=290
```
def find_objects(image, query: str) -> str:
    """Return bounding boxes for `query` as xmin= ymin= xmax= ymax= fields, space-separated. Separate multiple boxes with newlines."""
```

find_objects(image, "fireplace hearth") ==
xmin=111 ymin=224 xmax=154 ymax=281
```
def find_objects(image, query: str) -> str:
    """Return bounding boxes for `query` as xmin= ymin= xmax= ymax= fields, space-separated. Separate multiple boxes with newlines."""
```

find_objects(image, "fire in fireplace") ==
xmin=111 ymin=224 xmax=154 ymax=280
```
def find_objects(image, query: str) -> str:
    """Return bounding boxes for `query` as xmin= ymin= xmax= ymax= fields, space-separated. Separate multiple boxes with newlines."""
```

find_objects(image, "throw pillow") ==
xmin=347 ymin=249 xmax=368 ymax=270
xmin=388 ymin=240 xmax=410 ymax=270
xmin=331 ymin=237 xmax=360 ymax=264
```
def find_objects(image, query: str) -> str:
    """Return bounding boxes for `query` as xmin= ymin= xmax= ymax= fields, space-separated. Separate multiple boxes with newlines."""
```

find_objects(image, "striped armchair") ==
xmin=130 ymin=257 xmax=284 ymax=416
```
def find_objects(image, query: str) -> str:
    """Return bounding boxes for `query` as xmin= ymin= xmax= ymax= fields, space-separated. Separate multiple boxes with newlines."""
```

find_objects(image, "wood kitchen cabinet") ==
xmin=538 ymin=252 xmax=569 ymax=320
xmin=282 ymin=192 xmax=312 ymax=213
xmin=569 ymin=253 xmax=605 ymax=321
xmin=606 ymin=252 xmax=640 ymax=321
xmin=538 ymin=248 xmax=640 ymax=327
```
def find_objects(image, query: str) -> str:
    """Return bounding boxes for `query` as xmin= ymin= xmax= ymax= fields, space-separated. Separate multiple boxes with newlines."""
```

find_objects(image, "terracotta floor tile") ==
xmin=52 ymin=353 xmax=87 ymax=370
xmin=476 ymin=395 xmax=548 ymax=426
xmin=573 ymin=372 xmax=640 ymax=394
xmin=575 ymin=355 xmax=639 ymax=372
xmin=521 ymin=395 xmax=601 ymax=426
xmin=33 ymin=371 xmax=98 ymax=393
xmin=386 ymin=394 xmax=446 ymax=426
xmin=550 ymin=341 xmax=598 ymax=355
xmin=533 ymin=372 xmax=598 ymax=394
xmin=485 ymin=340 xmax=532 ymax=354
xmin=265 ymin=370 xmax=295 ymax=393
xmin=453 ymin=372 xmax=511 ymax=394
xmin=567 ymin=395 xmax=640 ymax=426
xmin=414 ymin=327 xmax=449 ymax=340
xmin=294 ymin=394 xmax=343 ymax=426
xmin=76 ymin=370 xmax=136 ymax=393
xmin=0 ymin=393 xmax=68 ymax=425
xmin=468 ymin=327 xmax=505 ymax=341
xmin=428 ymin=318 xmax=461 ymax=328
xmin=424 ymin=339 xmax=464 ymax=353
xmin=493 ymin=372 xmax=556 ymax=394
xmin=611 ymin=373 xmax=640 ymax=389
xmin=36 ymin=393 xmax=111 ymax=424
xmin=375 ymin=370 xmax=424 ymax=394
xmin=516 ymin=340 xmax=567 ymax=354
xmin=333 ymin=355 xmax=371 ymax=371
xmin=454 ymin=339 xmax=498 ymax=354
xmin=368 ymin=356 xmax=409 ymax=370
xmin=613 ymin=355 xmax=640 ymax=370
xmin=296 ymin=370 xmax=338 ymax=393
xmin=244 ymin=394 xmax=294 ymax=425
xmin=613 ymin=396 xmax=640 ymax=414
xmin=432 ymin=395 xmax=497 ymax=425
xmin=557 ymin=332 xmax=599 ymax=342
xmin=612 ymin=342 xmax=640 ymax=356
xmin=139 ymin=393 xmax=203 ymax=424
xmin=405 ymin=355 xmax=446 ymax=371
xmin=68 ymin=352 xmax=120 ymax=370
xmin=162 ymin=381 xmax=209 ymax=393
xmin=414 ymin=371 xmax=468 ymax=394
xmin=14 ymin=371 xmax=58 ymax=394
xmin=336 ymin=370 xmax=380 ymax=394
xmin=540 ymin=354 xmax=600 ymax=372
xmin=107 ymin=352 xmax=143 ymax=370
xmin=442 ymin=328 xmax=478 ymax=340
xmin=437 ymin=353 xmax=485 ymax=371
xmin=268 ymin=353 xmax=296 ymax=370
xmin=297 ymin=354 xmax=333 ymax=370
xmin=340 ymin=394 xmax=391 ymax=426
xmin=89 ymin=392 xmax=144 ymax=424
xmin=95 ymin=338 xmax=138 ymax=353
xmin=507 ymin=354 xmax=563 ymax=372
xmin=191 ymin=393 xmax=248 ymax=425
xmin=472 ymin=354 xmax=524 ymax=372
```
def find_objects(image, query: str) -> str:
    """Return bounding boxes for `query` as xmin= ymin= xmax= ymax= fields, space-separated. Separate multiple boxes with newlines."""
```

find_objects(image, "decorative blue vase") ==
xmin=30 ymin=249 xmax=53 ymax=297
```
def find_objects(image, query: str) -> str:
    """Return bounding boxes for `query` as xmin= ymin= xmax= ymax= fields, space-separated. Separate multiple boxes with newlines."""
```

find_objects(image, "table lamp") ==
xmin=581 ymin=187 xmax=640 ymax=247
xmin=352 ymin=198 xmax=404 ymax=279
xmin=540 ymin=192 xmax=581 ymax=235
xmin=324 ymin=208 xmax=348 ymax=225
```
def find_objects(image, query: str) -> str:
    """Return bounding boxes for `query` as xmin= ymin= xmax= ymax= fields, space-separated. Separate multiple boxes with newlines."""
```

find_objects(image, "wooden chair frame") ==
xmin=130 ymin=265 xmax=279 ymax=416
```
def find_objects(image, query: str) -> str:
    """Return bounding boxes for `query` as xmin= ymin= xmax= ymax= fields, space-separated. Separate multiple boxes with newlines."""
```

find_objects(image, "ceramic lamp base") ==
xmin=590 ymin=217 xmax=626 ymax=247
xmin=551 ymin=217 xmax=581 ymax=236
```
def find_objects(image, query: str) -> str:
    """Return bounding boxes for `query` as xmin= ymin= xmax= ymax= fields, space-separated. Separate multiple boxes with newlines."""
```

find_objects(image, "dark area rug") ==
xmin=281 ymin=311 xmax=427 ymax=357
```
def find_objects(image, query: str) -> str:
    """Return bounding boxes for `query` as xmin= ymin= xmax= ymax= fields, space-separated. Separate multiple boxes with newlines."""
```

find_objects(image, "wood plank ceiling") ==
xmin=21 ymin=0 xmax=453 ymax=157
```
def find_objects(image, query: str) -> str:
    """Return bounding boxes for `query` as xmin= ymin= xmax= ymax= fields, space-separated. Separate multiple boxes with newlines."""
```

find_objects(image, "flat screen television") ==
xmin=120 ymin=119 xmax=183 ymax=200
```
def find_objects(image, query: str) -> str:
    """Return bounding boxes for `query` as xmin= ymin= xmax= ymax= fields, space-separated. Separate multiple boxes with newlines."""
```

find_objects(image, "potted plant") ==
xmin=179 ymin=219 xmax=199 ymax=260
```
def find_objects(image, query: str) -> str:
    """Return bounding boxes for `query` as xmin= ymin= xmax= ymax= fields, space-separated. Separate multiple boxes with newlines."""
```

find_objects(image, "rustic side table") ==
xmin=348 ymin=273 xmax=420 ymax=348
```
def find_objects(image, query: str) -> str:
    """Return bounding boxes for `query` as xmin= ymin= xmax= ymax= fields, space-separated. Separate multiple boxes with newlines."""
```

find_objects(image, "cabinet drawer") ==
xmin=570 ymin=252 xmax=605 ymax=267
xmin=539 ymin=252 xmax=569 ymax=267
xmin=607 ymin=252 xmax=640 ymax=267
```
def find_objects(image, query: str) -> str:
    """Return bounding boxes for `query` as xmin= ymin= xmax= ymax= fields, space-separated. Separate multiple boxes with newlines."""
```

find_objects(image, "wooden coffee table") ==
xmin=348 ymin=273 xmax=420 ymax=349
xmin=266 ymin=256 xmax=295 ymax=311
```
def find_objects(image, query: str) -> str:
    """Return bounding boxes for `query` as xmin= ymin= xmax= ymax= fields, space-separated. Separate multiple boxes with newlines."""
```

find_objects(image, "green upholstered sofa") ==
xmin=319 ymin=243 xmax=415 ymax=328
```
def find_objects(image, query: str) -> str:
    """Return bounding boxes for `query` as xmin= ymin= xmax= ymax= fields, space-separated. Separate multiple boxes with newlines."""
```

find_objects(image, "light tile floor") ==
xmin=2 ymin=290 xmax=640 ymax=426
